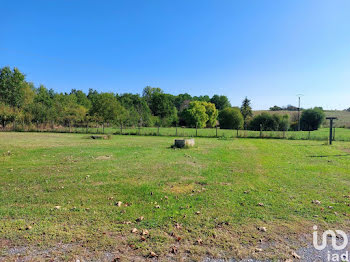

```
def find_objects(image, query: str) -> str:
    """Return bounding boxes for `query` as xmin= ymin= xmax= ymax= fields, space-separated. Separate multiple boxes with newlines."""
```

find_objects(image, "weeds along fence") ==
xmin=3 ymin=124 xmax=350 ymax=142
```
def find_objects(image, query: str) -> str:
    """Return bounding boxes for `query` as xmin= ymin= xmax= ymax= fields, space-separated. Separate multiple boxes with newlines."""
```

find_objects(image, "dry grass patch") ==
xmin=95 ymin=155 xmax=112 ymax=160
xmin=166 ymin=183 xmax=196 ymax=194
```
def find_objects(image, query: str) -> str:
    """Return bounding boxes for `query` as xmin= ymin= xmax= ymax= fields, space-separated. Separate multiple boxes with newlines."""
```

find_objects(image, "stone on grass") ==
xmin=173 ymin=139 xmax=195 ymax=148
xmin=258 ymin=226 xmax=267 ymax=232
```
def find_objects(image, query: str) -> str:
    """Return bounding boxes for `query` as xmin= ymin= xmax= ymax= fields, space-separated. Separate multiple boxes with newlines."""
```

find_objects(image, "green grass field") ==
xmin=1 ymin=133 xmax=350 ymax=260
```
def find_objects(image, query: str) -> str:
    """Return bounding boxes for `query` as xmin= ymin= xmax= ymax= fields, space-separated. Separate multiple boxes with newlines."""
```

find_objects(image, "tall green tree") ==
xmin=0 ymin=67 xmax=27 ymax=107
xmin=210 ymin=95 xmax=231 ymax=110
xmin=28 ymin=85 xmax=56 ymax=126
xmin=182 ymin=101 xmax=209 ymax=128
xmin=203 ymin=102 xmax=218 ymax=127
xmin=174 ymin=93 xmax=192 ymax=110
xmin=35 ymin=85 xmax=53 ymax=107
xmin=240 ymin=97 xmax=253 ymax=129
xmin=142 ymin=86 xmax=163 ymax=106
xmin=149 ymin=93 xmax=177 ymax=126
xmin=52 ymin=93 xmax=87 ymax=131
xmin=71 ymin=89 xmax=92 ymax=110
xmin=90 ymin=93 xmax=124 ymax=132
xmin=118 ymin=93 xmax=153 ymax=126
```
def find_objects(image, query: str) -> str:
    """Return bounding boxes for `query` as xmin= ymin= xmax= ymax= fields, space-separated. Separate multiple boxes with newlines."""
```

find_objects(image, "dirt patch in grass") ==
xmin=0 ymin=219 xmax=330 ymax=261
xmin=341 ymin=147 xmax=350 ymax=153
xmin=95 ymin=155 xmax=112 ymax=160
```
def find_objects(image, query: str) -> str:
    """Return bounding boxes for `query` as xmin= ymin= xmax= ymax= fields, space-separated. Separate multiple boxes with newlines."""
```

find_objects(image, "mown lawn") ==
xmin=1 ymin=133 xmax=350 ymax=261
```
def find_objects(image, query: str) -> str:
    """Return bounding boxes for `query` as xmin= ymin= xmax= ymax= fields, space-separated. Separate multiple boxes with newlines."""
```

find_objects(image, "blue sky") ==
xmin=1 ymin=0 xmax=350 ymax=110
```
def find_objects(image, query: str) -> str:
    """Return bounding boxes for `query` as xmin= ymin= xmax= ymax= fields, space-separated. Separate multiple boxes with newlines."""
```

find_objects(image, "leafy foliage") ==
xmin=249 ymin=113 xmax=290 ymax=131
xmin=0 ymin=103 xmax=17 ymax=127
xmin=300 ymin=107 xmax=325 ymax=131
xmin=240 ymin=97 xmax=253 ymax=129
xmin=181 ymin=101 xmax=209 ymax=128
xmin=218 ymin=107 xmax=243 ymax=130
xmin=90 ymin=93 xmax=123 ymax=124
xmin=0 ymin=66 xmax=26 ymax=107
xmin=269 ymin=105 xmax=283 ymax=111
xmin=210 ymin=95 xmax=231 ymax=110
xmin=204 ymin=102 xmax=218 ymax=127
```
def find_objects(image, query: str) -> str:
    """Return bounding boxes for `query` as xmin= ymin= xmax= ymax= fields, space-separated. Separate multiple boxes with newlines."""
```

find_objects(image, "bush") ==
xmin=249 ymin=113 xmax=277 ymax=131
xmin=289 ymin=121 xmax=298 ymax=131
xmin=218 ymin=107 xmax=243 ymax=129
xmin=300 ymin=107 xmax=325 ymax=131
xmin=278 ymin=114 xmax=290 ymax=131
xmin=249 ymin=113 xmax=289 ymax=131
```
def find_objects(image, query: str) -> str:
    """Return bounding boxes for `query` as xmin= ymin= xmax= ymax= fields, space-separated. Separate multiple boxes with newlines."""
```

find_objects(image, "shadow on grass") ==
xmin=308 ymin=154 xmax=350 ymax=158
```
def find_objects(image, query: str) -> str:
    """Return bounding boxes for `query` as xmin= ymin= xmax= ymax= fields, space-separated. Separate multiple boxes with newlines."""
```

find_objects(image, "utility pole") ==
xmin=297 ymin=94 xmax=303 ymax=131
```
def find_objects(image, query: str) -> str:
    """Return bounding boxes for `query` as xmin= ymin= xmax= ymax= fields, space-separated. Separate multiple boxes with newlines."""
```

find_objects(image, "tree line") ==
xmin=0 ymin=66 xmax=325 ymax=132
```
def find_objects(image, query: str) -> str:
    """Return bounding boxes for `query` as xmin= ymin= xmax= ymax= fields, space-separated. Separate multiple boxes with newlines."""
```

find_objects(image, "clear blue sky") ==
xmin=1 ymin=0 xmax=350 ymax=110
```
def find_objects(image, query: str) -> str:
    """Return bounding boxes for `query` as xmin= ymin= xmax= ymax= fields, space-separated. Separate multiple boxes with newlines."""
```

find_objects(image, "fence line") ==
xmin=1 ymin=125 xmax=348 ymax=142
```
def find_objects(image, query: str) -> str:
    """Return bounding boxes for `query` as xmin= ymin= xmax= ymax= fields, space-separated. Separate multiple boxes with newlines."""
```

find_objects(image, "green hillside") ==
xmin=254 ymin=110 xmax=350 ymax=128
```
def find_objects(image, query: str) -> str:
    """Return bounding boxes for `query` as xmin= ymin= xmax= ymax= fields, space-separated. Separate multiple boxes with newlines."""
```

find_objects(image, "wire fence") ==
xmin=2 ymin=124 xmax=350 ymax=142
